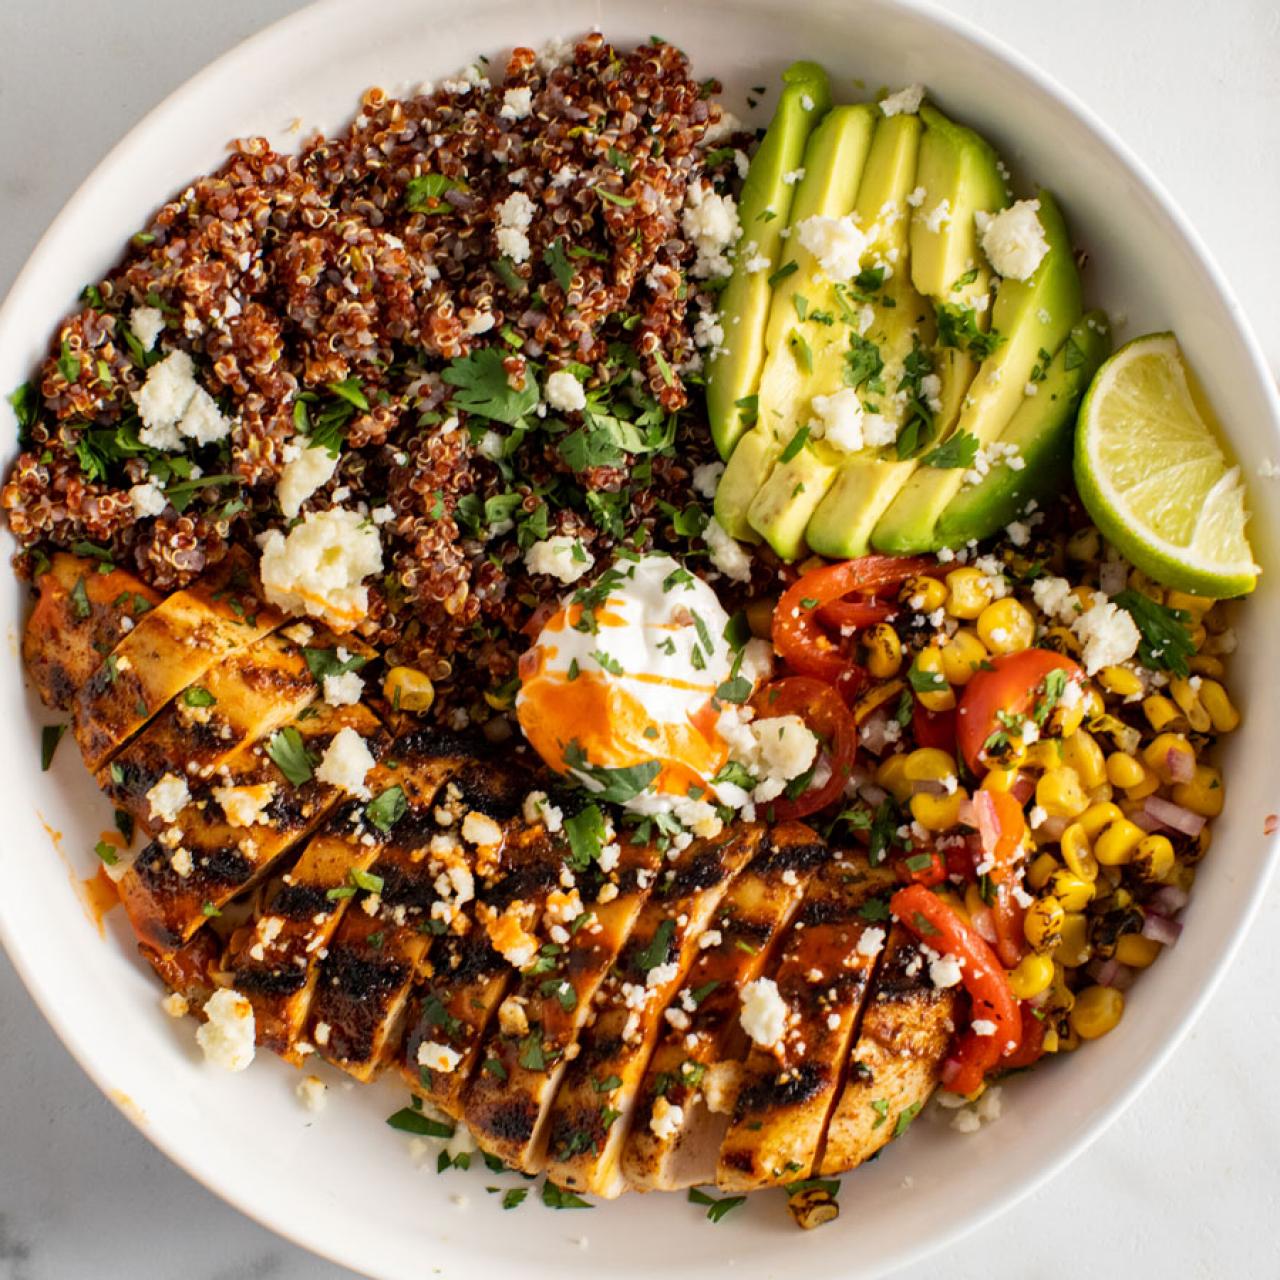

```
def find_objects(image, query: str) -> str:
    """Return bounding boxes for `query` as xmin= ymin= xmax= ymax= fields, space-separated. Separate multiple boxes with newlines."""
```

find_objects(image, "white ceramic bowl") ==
xmin=2 ymin=1 xmax=1277 ymax=1277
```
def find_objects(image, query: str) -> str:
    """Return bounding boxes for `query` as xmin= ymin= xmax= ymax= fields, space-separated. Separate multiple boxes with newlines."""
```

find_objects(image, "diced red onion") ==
xmin=973 ymin=790 xmax=999 ymax=851
xmin=859 ymin=783 xmax=888 ymax=808
xmin=1150 ymin=885 xmax=1191 ymax=916
xmin=1131 ymin=810 xmax=1163 ymax=833
xmin=1141 ymin=912 xmax=1183 ymax=946
xmin=1144 ymin=795 xmax=1206 ymax=837
xmin=1089 ymin=956 xmax=1121 ymax=987
xmin=911 ymin=778 xmax=949 ymax=797
xmin=1010 ymin=772 xmax=1036 ymax=805
xmin=1166 ymin=747 xmax=1196 ymax=784
xmin=957 ymin=798 xmax=978 ymax=830
xmin=1037 ymin=814 xmax=1069 ymax=843
xmin=1100 ymin=559 xmax=1128 ymax=595
xmin=970 ymin=906 xmax=997 ymax=944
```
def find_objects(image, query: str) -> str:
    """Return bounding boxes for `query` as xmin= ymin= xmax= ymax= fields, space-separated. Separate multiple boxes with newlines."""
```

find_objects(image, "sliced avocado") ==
xmin=910 ymin=105 xmax=1008 ymax=299
xmin=713 ymin=104 xmax=876 ymax=540
xmin=706 ymin=61 xmax=832 ymax=461
xmin=870 ymin=189 xmax=1083 ymax=553
xmin=934 ymin=311 xmax=1111 ymax=543
xmin=747 ymin=113 xmax=925 ymax=560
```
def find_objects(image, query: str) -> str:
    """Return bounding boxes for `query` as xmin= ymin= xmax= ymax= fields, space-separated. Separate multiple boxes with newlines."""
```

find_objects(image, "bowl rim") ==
xmin=1 ymin=1 xmax=1278 ymax=1276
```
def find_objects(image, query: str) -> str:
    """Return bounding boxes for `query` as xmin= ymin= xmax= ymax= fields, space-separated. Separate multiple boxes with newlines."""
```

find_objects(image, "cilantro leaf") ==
xmin=844 ymin=334 xmax=884 ymax=391
xmin=366 ymin=786 xmax=407 ymax=833
xmin=266 ymin=726 xmax=315 ymax=786
xmin=302 ymin=647 xmax=370 ymax=682
xmin=921 ymin=430 xmax=979 ymax=470
xmin=442 ymin=348 xmax=540 ymax=425
xmin=1112 ymin=589 xmax=1196 ymax=678
xmin=404 ymin=173 xmax=466 ymax=214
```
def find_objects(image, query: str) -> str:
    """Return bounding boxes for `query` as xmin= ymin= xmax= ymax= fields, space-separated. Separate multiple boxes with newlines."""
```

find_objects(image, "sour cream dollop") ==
xmin=515 ymin=555 xmax=770 ymax=829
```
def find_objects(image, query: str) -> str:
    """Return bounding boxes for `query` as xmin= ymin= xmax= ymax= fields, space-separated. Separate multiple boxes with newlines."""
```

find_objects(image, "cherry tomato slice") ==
xmin=773 ymin=555 xmax=935 ymax=683
xmin=818 ymin=599 xmax=898 ymax=631
xmin=912 ymin=701 xmax=956 ymax=752
xmin=973 ymin=789 xmax=1029 ymax=969
xmin=750 ymin=676 xmax=858 ymax=820
xmin=956 ymin=649 xmax=1085 ymax=775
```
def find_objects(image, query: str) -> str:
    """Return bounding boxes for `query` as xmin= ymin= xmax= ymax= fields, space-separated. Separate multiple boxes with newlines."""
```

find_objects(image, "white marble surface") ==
xmin=1 ymin=3 xmax=1277 ymax=1277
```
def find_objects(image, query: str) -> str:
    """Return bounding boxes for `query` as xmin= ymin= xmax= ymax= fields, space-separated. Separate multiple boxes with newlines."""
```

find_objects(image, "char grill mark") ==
xmin=715 ymin=854 xmax=895 ymax=1193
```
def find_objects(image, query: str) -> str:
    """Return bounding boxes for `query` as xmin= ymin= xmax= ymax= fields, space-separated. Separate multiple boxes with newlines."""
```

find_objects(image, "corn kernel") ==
xmin=1008 ymin=953 xmax=1055 ymax=1000
xmin=1165 ymin=589 xmax=1214 ymax=620
xmin=1036 ymin=766 xmax=1089 ymax=819
xmin=1097 ymin=665 xmax=1143 ymax=698
xmin=1023 ymin=741 xmax=1062 ymax=771
xmin=1070 ymin=985 xmax=1124 ymax=1039
xmin=1116 ymin=933 xmax=1162 ymax=968
xmin=980 ymin=766 xmax=1020 ymax=794
xmin=910 ymin=791 xmax=966 ymax=831
xmin=963 ymin=882 xmax=990 ymax=921
xmin=384 ymin=666 xmax=435 ymax=713
xmin=1172 ymin=764 xmax=1224 ymax=818
xmin=912 ymin=646 xmax=955 ymax=712
xmin=1078 ymin=802 xmax=1123 ymax=839
xmin=1066 ymin=526 xmax=1101 ymax=561
xmin=1142 ymin=695 xmax=1184 ymax=733
xmin=853 ymin=677 xmax=905 ymax=725
xmin=1057 ymin=911 xmax=1091 ymax=968
xmin=864 ymin=623 xmax=903 ymax=679
xmin=1027 ymin=852 xmax=1059 ymax=891
xmin=1059 ymin=822 xmax=1099 ymax=881
xmin=1133 ymin=833 xmax=1175 ymax=883
xmin=1094 ymin=817 xmax=1145 ymax=865
xmin=1169 ymin=678 xmax=1212 ymax=733
xmin=1042 ymin=1026 xmax=1061 ymax=1054
xmin=903 ymin=747 xmax=957 ymax=782
xmin=745 ymin=597 xmax=776 ymax=639
xmin=901 ymin=573 xmax=947 ymax=614
xmin=1188 ymin=655 xmax=1225 ymax=678
xmin=1056 ymin=1022 xmax=1082 ymax=1052
xmin=874 ymin=753 xmax=913 ymax=803
xmin=944 ymin=567 xmax=995 ymax=620
xmin=1045 ymin=964 xmax=1076 ymax=1012
xmin=939 ymin=628 xmax=988 ymax=686
xmin=933 ymin=889 xmax=969 ymax=922
xmin=1126 ymin=570 xmax=1164 ymax=602
xmin=976 ymin=598 xmax=1036 ymax=654
xmin=1124 ymin=763 xmax=1160 ymax=800
xmin=1105 ymin=752 xmax=1146 ymax=789
xmin=1142 ymin=733 xmax=1196 ymax=786
xmin=1024 ymin=895 xmax=1065 ymax=951
xmin=1197 ymin=679 xmax=1240 ymax=733
xmin=1048 ymin=869 xmax=1096 ymax=911
xmin=1061 ymin=731 xmax=1107 ymax=790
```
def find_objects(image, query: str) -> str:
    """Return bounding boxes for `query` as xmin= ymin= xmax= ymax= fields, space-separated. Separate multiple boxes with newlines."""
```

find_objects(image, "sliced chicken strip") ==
xmin=73 ymin=548 xmax=280 ymax=770
xmin=23 ymin=553 xmax=159 ymax=710
xmin=309 ymin=746 xmax=529 ymax=1082
xmin=117 ymin=702 xmax=388 ymax=950
xmin=623 ymin=822 xmax=825 ymax=1192
xmin=715 ymin=853 xmax=895 ymax=1193
xmin=102 ymin=625 xmax=373 ymax=839
xmin=817 ymin=922 xmax=960 ymax=1175
xmin=222 ymin=750 xmax=407 ymax=1064
xmin=542 ymin=824 xmax=761 ymax=1199
xmin=463 ymin=829 xmax=664 ymax=1173
xmin=400 ymin=789 xmax=577 ymax=1119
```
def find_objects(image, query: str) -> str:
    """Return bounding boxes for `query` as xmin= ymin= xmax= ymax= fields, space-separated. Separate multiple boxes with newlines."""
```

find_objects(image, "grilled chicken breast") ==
xmin=24 ymin=554 xmax=967 ymax=1206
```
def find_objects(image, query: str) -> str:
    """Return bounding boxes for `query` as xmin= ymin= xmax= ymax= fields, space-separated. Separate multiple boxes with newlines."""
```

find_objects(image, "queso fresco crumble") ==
xmin=2 ymin=33 xmax=761 ymax=728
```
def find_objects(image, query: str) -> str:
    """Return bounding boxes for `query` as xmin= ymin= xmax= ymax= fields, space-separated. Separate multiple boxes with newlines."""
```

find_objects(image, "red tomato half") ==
xmin=912 ymin=701 xmax=956 ymax=752
xmin=750 ymin=677 xmax=858 ymax=820
xmin=956 ymin=649 xmax=1085 ymax=775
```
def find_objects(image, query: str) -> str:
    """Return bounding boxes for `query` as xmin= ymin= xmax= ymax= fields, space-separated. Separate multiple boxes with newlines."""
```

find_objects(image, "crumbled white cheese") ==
xmin=649 ymin=1095 xmax=684 ymax=1140
xmin=196 ymin=988 xmax=256 ymax=1071
xmin=1072 ymin=599 xmax=1141 ymax=674
xmin=795 ymin=214 xmax=868 ymax=280
xmin=880 ymin=83 xmax=926 ymax=117
xmin=722 ymin=712 xmax=820 ymax=806
xmin=782 ymin=168 xmax=806 ymax=186
xmin=929 ymin=952 xmax=963 ymax=988
xmin=1031 ymin=575 xmax=1077 ymax=624
xmin=740 ymin=977 xmax=789 ymax=1049
xmin=522 ymin=790 xmax=564 ymax=834
xmin=296 ymin=1074 xmax=328 ymax=1112
xmin=314 ymin=726 xmax=376 ymax=798
xmin=703 ymin=516 xmax=752 ymax=583
xmin=323 ymin=670 xmax=364 ymax=707
xmin=692 ymin=461 xmax=724 ymax=498
xmin=980 ymin=199 xmax=1049 ymax=281
xmin=808 ymin=387 xmax=868 ymax=453
xmin=161 ymin=991 xmax=189 ymax=1018
xmin=259 ymin=507 xmax=383 ymax=630
xmin=128 ymin=482 xmax=168 ymax=519
xmin=213 ymin=782 xmax=275 ymax=828
xmin=906 ymin=185 xmax=927 ymax=209
xmin=418 ymin=1040 xmax=463 ymax=1074
xmin=857 ymin=926 xmax=887 ymax=958
xmin=702 ymin=107 xmax=742 ymax=147
xmin=970 ymin=1019 xmax=998 ymax=1037
xmin=545 ymin=369 xmax=587 ymax=413
xmin=147 ymin=773 xmax=190 ymax=825
xmin=134 ymin=349 xmax=231 ymax=451
xmin=523 ymin=534 xmax=594 ymax=583
xmin=495 ymin=190 xmax=536 ymax=262
xmin=500 ymin=86 xmax=533 ymax=120
xmin=682 ymin=181 xmax=741 ymax=279
xmin=129 ymin=305 xmax=165 ymax=352
xmin=462 ymin=810 xmax=503 ymax=847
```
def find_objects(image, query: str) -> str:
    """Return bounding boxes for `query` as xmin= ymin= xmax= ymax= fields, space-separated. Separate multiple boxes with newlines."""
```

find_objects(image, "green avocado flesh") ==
xmin=933 ymin=311 xmax=1111 ymax=544
xmin=870 ymin=189 xmax=1083 ymax=553
xmin=706 ymin=61 xmax=832 ymax=463
xmin=714 ymin=104 xmax=875 ymax=540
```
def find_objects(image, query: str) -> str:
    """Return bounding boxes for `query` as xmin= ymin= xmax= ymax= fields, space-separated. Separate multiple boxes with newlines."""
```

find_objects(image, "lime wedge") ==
xmin=1074 ymin=333 xmax=1260 ymax=597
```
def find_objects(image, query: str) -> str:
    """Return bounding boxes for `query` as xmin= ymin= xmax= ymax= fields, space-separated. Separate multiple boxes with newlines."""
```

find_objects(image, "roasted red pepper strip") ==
xmin=773 ymin=555 xmax=935 ymax=683
xmin=891 ymin=883 xmax=1022 ymax=1095
xmin=973 ymin=789 xmax=1030 ymax=970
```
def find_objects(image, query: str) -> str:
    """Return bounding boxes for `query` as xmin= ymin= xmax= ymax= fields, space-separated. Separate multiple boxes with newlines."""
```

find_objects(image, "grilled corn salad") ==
xmin=7 ymin=37 xmax=1259 ymax=1229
